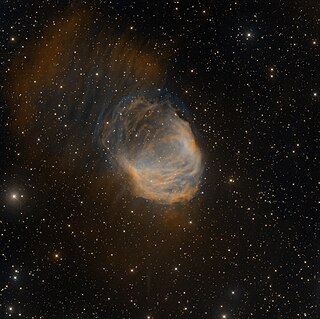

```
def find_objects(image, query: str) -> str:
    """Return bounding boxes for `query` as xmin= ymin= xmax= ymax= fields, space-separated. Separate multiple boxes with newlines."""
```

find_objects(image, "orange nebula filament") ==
xmin=100 ymin=96 xmax=203 ymax=204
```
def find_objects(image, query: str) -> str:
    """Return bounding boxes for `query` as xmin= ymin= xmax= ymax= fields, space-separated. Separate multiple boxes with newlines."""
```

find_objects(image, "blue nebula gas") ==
xmin=97 ymin=95 xmax=203 ymax=204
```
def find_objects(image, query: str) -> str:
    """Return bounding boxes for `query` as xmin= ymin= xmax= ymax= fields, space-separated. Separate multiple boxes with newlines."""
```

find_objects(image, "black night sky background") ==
xmin=0 ymin=1 xmax=319 ymax=318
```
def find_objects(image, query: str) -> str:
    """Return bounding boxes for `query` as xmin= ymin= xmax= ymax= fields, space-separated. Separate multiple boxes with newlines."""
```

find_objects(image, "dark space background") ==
xmin=0 ymin=1 xmax=319 ymax=318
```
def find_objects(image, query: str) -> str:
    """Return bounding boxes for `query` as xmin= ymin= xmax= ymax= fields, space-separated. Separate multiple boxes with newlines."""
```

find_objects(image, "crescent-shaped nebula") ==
xmin=98 ymin=96 xmax=203 ymax=204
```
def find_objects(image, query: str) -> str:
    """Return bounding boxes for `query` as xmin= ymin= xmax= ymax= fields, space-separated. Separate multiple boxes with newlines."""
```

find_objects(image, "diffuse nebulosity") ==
xmin=8 ymin=9 xmax=203 ymax=204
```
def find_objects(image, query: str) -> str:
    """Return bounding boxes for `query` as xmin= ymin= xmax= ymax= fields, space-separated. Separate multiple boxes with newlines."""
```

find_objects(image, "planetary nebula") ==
xmin=99 ymin=96 xmax=203 ymax=204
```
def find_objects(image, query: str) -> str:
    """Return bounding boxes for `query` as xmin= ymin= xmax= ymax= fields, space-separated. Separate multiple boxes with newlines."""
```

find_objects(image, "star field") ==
xmin=0 ymin=1 xmax=319 ymax=318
